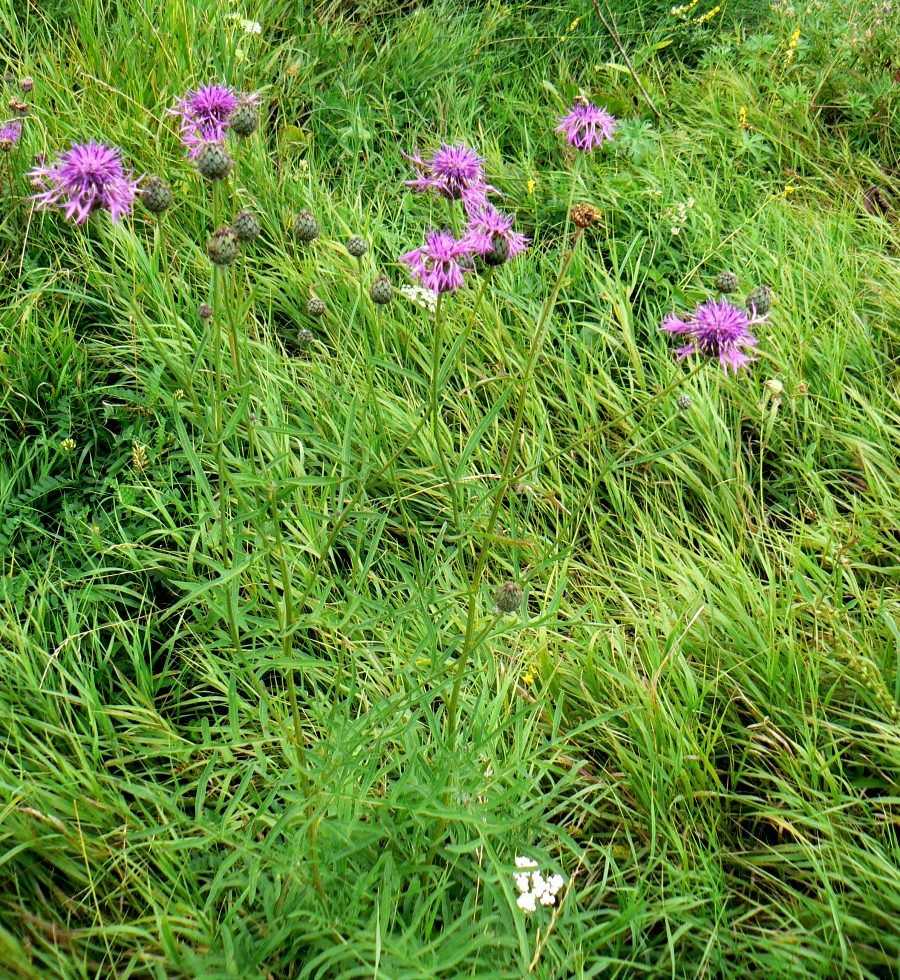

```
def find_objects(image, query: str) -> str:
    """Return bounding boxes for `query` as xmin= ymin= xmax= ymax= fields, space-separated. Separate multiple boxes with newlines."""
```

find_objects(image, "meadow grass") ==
xmin=1 ymin=0 xmax=899 ymax=975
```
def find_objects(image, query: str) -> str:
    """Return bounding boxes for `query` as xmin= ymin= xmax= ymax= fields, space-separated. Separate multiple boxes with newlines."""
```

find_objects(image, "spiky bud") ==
xmin=676 ymin=394 xmax=692 ymax=411
xmin=20 ymin=77 xmax=34 ymax=94
xmin=493 ymin=581 xmax=523 ymax=615
xmin=229 ymin=99 xmax=259 ymax=137
xmin=233 ymin=209 xmax=261 ymax=242
xmin=199 ymin=303 xmax=213 ymax=320
xmin=207 ymin=226 xmax=239 ymax=266
xmin=297 ymin=328 xmax=313 ymax=350
xmin=307 ymin=297 xmax=325 ymax=318
xmin=196 ymin=142 xmax=233 ymax=181
xmin=293 ymin=209 xmax=319 ymax=242
xmin=746 ymin=284 xmax=773 ymax=316
xmin=370 ymin=274 xmax=393 ymax=305
xmin=3 ymin=72 xmax=14 ymax=88
xmin=484 ymin=235 xmax=510 ymax=267
xmin=347 ymin=235 xmax=368 ymax=258
xmin=141 ymin=177 xmax=174 ymax=215
xmin=714 ymin=270 xmax=739 ymax=294
xmin=571 ymin=202 xmax=598 ymax=229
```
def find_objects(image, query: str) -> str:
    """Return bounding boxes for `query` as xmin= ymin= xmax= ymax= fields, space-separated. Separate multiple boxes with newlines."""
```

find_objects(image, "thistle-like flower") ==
xmin=463 ymin=203 xmax=529 ymax=262
xmin=169 ymin=83 xmax=254 ymax=157
xmin=493 ymin=581 xmax=523 ymax=615
xmin=28 ymin=141 xmax=141 ymax=224
xmin=556 ymin=101 xmax=617 ymax=153
xmin=403 ymin=144 xmax=494 ymax=206
xmin=0 ymin=118 xmax=22 ymax=151
xmin=661 ymin=298 xmax=763 ymax=373
xmin=400 ymin=228 xmax=476 ymax=294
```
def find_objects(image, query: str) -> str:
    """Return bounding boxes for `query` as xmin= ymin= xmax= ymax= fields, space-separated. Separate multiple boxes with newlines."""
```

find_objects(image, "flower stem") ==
xmin=431 ymin=293 xmax=461 ymax=529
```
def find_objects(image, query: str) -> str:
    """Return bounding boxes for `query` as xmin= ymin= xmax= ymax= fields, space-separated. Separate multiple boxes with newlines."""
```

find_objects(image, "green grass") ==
xmin=1 ymin=0 xmax=899 ymax=975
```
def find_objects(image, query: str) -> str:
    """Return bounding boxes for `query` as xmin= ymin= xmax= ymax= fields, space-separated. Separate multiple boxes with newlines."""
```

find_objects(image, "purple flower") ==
xmin=661 ymin=298 xmax=763 ymax=373
xmin=556 ymin=102 xmax=617 ymax=153
xmin=170 ymin=83 xmax=248 ymax=157
xmin=403 ymin=144 xmax=495 ymax=205
xmin=0 ymin=119 xmax=23 ymax=147
xmin=28 ymin=141 xmax=141 ymax=224
xmin=400 ymin=228 xmax=477 ymax=294
xmin=463 ymin=202 xmax=529 ymax=260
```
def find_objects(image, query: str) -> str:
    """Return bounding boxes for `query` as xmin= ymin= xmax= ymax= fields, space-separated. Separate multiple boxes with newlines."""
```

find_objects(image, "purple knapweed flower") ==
xmin=403 ymin=143 xmax=495 ymax=206
xmin=0 ymin=119 xmax=23 ymax=148
xmin=400 ymin=228 xmax=477 ymax=294
xmin=28 ymin=141 xmax=141 ymax=224
xmin=661 ymin=298 xmax=763 ymax=373
xmin=463 ymin=202 xmax=529 ymax=260
xmin=170 ymin=83 xmax=250 ymax=157
xmin=556 ymin=101 xmax=617 ymax=153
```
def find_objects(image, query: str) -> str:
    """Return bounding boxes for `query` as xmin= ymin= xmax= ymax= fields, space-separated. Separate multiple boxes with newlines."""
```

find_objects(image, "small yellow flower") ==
xmin=671 ymin=0 xmax=700 ymax=16
xmin=568 ymin=16 xmax=581 ymax=31
xmin=784 ymin=27 xmax=801 ymax=64
xmin=60 ymin=437 xmax=76 ymax=453
xmin=174 ymin=388 xmax=185 ymax=400
xmin=131 ymin=441 xmax=149 ymax=472
xmin=696 ymin=4 xmax=721 ymax=22
xmin=526 ymin=178 xmax=536 ymax=195
xmin=738 ymin=105 xmax=750 ymax=130
xmin=522 ymin=669 xmax=535 ymax=685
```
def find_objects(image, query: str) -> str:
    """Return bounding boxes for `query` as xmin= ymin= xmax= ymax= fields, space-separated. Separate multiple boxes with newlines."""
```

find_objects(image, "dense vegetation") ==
xmin=1 ymin=0 xmax=898 ymax=975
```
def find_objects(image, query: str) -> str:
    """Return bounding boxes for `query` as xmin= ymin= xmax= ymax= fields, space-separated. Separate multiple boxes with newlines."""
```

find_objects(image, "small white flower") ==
xmin=515 ymin=856 xmax=538 ymax=869
xmin=516 ymin=891 xmax=537 ymax=913
xmin=547 ymin=873 xmax=565 ymax=895
xmin=226 ymin=12 xmax=263 ymax=34
xmin=514 ymin=873 xmax=531 ymax=893
xmin=400 ymin=283 xmax=438 ymax=312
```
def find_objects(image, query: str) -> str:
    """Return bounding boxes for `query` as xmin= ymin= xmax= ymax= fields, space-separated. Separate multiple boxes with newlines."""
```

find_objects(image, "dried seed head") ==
xmin=20 ymin=77 xmax=34 ymax=94
xmin=293 ymin=209 xmax=319 ymax=242
xmin=141 ymin=176 xmax=174 ymax=214
xmin=714 ymin=270 xmax=739 ymax=294
xmin=207 ymin=226 xmax=239 ymax=266
xmin=9 ymin=97 xmax=28 ymax=115
xmin=493 ymin=581 xmax=523 ymax=615
xmin=199 ymin=303 xmax=214 ymax=320
xmin=233 ymin=208 xmax=261 ymax=242
xmin=676 ymin=394 xmax=692 ymax=411
xmin=347 ymin=235 xmax=368 ymax=258
xmin=370 ymin=274 xmax=393 ymax=305
xmin=196 ymin=141 xmax=233 ymax=181
xmin=571 ymin=202 xmax=598 ymax=228
xmin=307 ymin=296 xmax=325 ymax=318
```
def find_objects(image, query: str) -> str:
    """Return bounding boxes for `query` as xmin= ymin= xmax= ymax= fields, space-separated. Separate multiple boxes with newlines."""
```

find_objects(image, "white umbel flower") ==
xmin=513 ymin=856 xmax=565 ymax=914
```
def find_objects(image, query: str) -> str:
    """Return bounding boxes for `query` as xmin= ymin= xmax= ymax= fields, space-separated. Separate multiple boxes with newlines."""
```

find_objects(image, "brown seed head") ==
xmin=571 ymin=202 xmax=598 ymax=229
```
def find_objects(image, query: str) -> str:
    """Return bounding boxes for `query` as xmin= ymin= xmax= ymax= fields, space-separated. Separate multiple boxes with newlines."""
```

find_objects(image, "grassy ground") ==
xmin=1 ymin=0 xmax=899 ymax=976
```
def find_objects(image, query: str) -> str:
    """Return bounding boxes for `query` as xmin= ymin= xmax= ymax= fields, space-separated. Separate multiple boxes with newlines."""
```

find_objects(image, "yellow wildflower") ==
xmin=697 ymin=4 xmax=721 ymax=22
xmin=526 ymin=178 xmax=536 ymax=195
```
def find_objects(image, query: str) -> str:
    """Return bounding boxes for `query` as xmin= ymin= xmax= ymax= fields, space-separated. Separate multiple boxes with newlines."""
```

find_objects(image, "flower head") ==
xmin=170 ymin=83 xmax=248 ymax=157
xmin=403 ymin=143 xmax=494 ymax=205
xmin=464 ymin=202 xmax=529 ymax=261
xmin=512 ymin=857 xmax=565 ymax=914
xmin=0 ymin=118 xmax=23 ymax=150
xmin=661 ymin=298 xmax=763 ymax=373
xmin=556 ymin=101 xmax=617 ymax=153
xmin=400 ymin=228 xmax=476 ymax=294
xmin=28 ymin=141 xmax=141 ymax=224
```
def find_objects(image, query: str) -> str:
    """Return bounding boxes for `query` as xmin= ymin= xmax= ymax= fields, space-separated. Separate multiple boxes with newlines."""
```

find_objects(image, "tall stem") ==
xmin=430 ymin=293 xmax=460 ymax=529
xmin=444 ymin=230 xmax=583 ymax=742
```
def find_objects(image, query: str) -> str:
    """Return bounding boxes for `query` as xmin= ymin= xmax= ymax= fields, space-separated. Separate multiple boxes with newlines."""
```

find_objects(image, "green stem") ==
xmin=444 ymin=229 xmax=584 ymax=742
xmin=430 ymin=293 xmax=461 ymax=529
